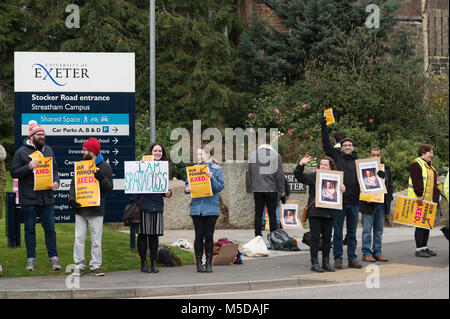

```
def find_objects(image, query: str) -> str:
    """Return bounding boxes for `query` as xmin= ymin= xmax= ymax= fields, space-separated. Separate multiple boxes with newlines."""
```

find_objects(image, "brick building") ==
xmin=239 ymin=0 xmax=449 ymax=76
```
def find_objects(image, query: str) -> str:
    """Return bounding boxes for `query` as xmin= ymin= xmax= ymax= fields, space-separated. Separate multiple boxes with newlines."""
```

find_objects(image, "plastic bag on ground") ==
xmin=241 ymin=235 xmax=269 ymax=257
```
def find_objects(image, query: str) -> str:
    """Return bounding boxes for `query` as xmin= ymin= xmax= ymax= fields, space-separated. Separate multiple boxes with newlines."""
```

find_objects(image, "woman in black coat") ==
xmin=133 ymin=142 xmax=173 ymax=273
xmin=294 ymin=155 xmax=345 ymax=272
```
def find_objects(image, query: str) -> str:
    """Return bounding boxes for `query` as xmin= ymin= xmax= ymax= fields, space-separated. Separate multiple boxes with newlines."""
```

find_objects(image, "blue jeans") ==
xmin=333 ymin=204 xmax=359 ymax=262
xmin=262 ymin=193 xmax=281 ymax=227
xmin=21 ymin=205 xmax=58 ymax=261
xmin=361 ymin=203 xmax=385 ymax=257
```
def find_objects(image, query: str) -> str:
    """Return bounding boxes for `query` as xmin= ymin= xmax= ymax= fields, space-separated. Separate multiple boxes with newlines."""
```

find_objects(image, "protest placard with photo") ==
xmin=280 ymin=200 xmax=303 ymax=229
xmin=75 ymin=160 xmax=100 ymax=207
xmin=356 ymin=158 xmax=387 ymax=196
xmin=124 ymin=161 xmax=169 ymax=194
xmin=315 ymin=169 xmax=343 ymax=210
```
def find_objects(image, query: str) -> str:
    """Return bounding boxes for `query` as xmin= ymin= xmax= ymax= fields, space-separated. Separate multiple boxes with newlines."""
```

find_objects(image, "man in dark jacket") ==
xmin=321 ymin=118 xmax=362 ymax=269
xmin=360 ymin=148 xmax=393 ymax=262
xmin=10 ymin=120 xmax=61 ymax=271
xmin=69 ymin=137 xmax=113 ymax=276
xmin=248 ymin=132 xmax=285 ymax=237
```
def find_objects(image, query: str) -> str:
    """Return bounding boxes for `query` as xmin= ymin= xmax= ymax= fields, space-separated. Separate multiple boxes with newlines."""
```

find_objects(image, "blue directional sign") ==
xmin=14 ymin=52 xmax=135 ymax=222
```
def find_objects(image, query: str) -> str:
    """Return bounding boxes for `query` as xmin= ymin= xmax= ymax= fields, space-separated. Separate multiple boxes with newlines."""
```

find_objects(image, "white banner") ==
xmin=124 ymin=161 xmax=169 ymax=194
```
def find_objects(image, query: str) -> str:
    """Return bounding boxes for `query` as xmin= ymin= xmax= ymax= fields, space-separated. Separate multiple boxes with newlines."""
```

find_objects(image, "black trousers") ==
xmin=137 ymin=234 xmax=159 ymax=261
xmin=191 ymin=215 xmax=218 ymax=258
xmin=415 ymin=227 xmax=430 ymax=249
xmin=254 ymin=192 xmax=278 ymax=237
xmin=308 ymin=217 xmax=333 ymax=261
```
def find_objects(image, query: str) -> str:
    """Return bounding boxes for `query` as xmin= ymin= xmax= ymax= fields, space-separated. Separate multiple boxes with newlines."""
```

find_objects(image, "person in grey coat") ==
xmin=248 ymin=132 xmax=285 ymax=237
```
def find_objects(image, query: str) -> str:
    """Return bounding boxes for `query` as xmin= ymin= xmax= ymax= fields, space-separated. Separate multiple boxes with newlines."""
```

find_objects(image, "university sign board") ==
xmin=14 ymin=52 xmax=135 ymax=222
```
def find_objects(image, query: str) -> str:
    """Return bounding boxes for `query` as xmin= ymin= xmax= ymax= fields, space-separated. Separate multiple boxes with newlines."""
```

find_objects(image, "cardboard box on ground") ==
xmin=212 ymin=243 xmax=239 ymax=266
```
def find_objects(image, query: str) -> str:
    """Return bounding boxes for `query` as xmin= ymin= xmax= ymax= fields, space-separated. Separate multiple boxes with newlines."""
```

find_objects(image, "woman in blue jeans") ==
xmin=185 ymin=145 xmax=225 ymax=273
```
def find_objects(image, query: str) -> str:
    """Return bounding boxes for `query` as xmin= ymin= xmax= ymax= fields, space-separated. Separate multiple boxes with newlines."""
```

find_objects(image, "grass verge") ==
xmin=0 ymin=173 xmax=193 ymax=278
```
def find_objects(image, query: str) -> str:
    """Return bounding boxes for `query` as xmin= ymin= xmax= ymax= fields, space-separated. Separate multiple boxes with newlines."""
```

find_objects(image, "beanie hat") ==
xmin=83 ymin=137 xmax=101 ymax=155
xmin=340 ymin=137 xmax=355 ymax=146
xmin=28 ymin=120 xmax=45 ymax=138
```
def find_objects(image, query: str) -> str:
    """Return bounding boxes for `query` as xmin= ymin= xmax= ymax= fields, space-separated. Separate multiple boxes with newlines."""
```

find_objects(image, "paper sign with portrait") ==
xmin=356 ymin=158 xmax=387 ymax=196
xmin=315 ymin=169 xmax=343 ymax=210
xmin=280 ymin=200 xmax=303 ymax=229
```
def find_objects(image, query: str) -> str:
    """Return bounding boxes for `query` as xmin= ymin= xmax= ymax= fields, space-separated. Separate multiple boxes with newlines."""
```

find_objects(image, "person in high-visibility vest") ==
xmin=444 ymin=171 xmax=449 ymax=202
xmin=408 ymin=144 xmax=440 ymax=257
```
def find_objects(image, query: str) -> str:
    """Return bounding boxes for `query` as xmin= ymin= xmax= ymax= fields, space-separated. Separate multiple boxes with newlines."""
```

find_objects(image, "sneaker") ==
xmin=90 ymin=268 xmax=105 ymax=276
xmin=334 ymin=260 xmax=343 ymax=269
xmin=415 ymin=250 xmax=431 ymax=258
xmin=25 ymin=260 xmax=36 ymax=271
xmin=424 ymin=248 xmax=437 ymax=256
xmin=348 ymin=260 xmax=362 ymax=269
xmin=72 ymin=268 xmax=84 ymax=276
xmin=50 ymin=259 xmax=61 ymax=271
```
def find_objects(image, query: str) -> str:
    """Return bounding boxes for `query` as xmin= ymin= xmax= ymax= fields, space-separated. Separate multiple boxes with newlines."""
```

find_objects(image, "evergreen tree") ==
xmin=236 ymin=0 xmax=403 ymax=87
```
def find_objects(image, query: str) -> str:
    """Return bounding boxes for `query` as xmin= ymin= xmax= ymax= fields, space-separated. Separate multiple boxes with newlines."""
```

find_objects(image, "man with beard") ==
xmin=69 ymin=137 xmax=113 ymax=276
xmin=11 ymin=120 xmax=61 ymax=271
xmin=321 ymin=118 xmax=362 ymax=269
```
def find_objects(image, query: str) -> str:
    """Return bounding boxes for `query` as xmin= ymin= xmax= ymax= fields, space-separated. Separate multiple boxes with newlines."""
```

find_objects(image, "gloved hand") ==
xmin=69 ymin=200 xmax=82 ymax=210
xmin=94 ymin=169 xmax=104 ymax=182
xmin=377 ymin=170 xmax=385 ymax=179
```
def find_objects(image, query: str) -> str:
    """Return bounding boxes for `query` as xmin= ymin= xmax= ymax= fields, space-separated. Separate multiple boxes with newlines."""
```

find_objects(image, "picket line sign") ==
xmin=124 ymin=161 xmax=169 ymax=194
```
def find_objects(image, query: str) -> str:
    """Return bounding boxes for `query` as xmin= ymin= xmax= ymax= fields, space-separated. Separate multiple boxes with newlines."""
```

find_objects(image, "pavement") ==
xmin=0 ymin=227 xmax=448 ymax=299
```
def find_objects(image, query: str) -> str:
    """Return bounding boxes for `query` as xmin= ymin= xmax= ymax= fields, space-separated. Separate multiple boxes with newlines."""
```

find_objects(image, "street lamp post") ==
xmin=150 ymin=0 xmax=156 ymax=143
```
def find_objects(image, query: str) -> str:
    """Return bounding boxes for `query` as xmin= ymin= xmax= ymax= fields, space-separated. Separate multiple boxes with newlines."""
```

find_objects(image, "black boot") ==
xmin=322 ymin=257 xmax=335 ymax=272
xmin=205 ymin=255 xmax=213 ymax=273
xmin=311 ymin=258 xmax=324 ymax=273
xmin=140 ymin=260 xmax=151 ymax=273
xmin=196 ymin=256 xmax=206 ymax=273
xmin=205 ymin=239 xmax=214 ymax=273
xmin=150 ymin=259 xmax=159 ymax=273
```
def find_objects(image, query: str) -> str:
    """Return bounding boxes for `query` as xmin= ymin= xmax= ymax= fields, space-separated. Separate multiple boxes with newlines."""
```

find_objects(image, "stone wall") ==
xmin=162 ymin=163 xmax=449 ymax=230
xmin=163 ymin=163 xmax=313 ymax=230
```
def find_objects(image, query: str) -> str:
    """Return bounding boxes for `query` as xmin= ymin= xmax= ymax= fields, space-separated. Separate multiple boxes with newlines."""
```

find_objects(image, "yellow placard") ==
xmin=359 ymin=192 xmax=384 ymax=203
xmin=393 ymin=196 xmax=437 ymax=230
xmin=75 ymin=160 xmax=100 ymax=207
xmin=142 ymin=155 xmax=154 ymax=161
xmin=186 ymin=164 xmax=213 ymax=198
xmin=264 ymin=208 xmax=270 ymax=230
xmin=33 ymin=157 xmax=53 ymax=191
xmin=29 ymin=150 xmax=44 ymax=160
xmin=324 ymin=108 xmax=335 ymax=126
